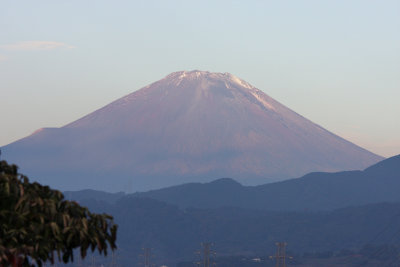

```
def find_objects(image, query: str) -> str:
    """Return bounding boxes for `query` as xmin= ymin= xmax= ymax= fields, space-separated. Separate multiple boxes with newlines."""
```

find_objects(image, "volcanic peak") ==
xmin=4 ymin=70 xmax=384 ymax=192
xmin=166 ymin=70 xmax=254 ymax=90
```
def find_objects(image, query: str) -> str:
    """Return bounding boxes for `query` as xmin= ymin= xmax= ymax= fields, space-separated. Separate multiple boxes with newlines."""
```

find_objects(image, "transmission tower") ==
xmin=139 ymin=248 xmax=154 ymax=267
xmin=196 ymin=242 xmax=216 ymax=267
xmin=270 ymin=242 xmax=292 ymax=267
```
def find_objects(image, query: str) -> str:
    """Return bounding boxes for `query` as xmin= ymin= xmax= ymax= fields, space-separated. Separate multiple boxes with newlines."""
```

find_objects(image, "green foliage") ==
xmin=0 ymin=161 xmax=117 ymax=267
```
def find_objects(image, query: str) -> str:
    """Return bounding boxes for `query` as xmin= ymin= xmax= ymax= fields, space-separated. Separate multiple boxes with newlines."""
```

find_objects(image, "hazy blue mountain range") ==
xmin=60 ymin=154 xmax=400 ymax=266
xmin=76 ymin=197 xmax=400 ymax=266
xmin=63 ymin=189 xmax=125 ymax=204
xmin=66 ymin=154 xmax=400 ymax=211
xmin=2 ymin=70 xmax=382 ymax=192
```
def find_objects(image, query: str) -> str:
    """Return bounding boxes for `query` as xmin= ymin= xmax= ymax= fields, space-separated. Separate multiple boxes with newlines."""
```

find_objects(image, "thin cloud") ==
xmin=0 ymin=41 xmax=76 ymax=51
xmin=0 ymin=54 xmax=6 ymax=61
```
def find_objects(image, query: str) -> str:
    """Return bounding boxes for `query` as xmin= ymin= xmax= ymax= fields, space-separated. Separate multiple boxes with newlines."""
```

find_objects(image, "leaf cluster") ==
xmin=0 ymin=161 xmax=117 ymax=267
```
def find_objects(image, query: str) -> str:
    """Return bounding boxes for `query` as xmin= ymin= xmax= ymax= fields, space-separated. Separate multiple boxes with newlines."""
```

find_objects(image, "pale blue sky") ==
xmin=1 ymin=0 xmax=399 ymax=157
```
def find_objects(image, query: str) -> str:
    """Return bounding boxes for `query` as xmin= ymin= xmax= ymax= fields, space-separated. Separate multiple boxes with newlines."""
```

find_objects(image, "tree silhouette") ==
xmin=0 ymin=161 xmax=117 ymax=267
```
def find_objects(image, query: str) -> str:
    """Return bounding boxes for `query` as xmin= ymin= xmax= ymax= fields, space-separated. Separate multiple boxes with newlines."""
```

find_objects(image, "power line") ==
xmin=337 ymin=205 xmax=400 ymax=267
xmin=378 ymin=227 xmax=400 ymax=267
xmin=351 ymin=207 xmax=400 ymax=267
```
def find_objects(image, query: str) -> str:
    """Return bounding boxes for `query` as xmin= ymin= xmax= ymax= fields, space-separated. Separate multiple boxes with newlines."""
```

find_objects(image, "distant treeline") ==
xmin=75 ymin=196 xmax=400 ymax=266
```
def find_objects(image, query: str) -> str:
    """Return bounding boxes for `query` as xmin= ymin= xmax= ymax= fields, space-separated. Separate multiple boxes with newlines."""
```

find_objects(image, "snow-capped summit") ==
xmin=3 ymin=71 xmax=383 ymax=192
xmin=165 ymin=70 xmax=254 ymax=89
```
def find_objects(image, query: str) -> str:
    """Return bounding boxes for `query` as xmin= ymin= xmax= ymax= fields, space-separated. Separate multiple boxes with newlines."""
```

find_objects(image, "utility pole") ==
xmin=76 ymin=255 xmax=82 ymax=267
xmin=91 ymin=255 xmax=96 ymax=267
xmin=270 ymin=242 xmax=291 ymax=267
xmin=110 ymin=251 xmax=116 ymax=267
xmin=196 ymin=242 xmax=216 ymax=267
xmin=139 ymin=248 xmax=154 ymax=267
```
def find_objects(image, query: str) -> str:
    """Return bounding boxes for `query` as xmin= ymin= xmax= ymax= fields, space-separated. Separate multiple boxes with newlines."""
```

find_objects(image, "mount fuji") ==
xmin=3 ymin=71 xmax=383 ymax=191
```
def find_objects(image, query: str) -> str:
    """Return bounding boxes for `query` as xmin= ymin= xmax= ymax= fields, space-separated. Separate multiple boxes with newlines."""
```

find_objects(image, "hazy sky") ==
xmin=1 ymin=1 xmax=399 ymax=157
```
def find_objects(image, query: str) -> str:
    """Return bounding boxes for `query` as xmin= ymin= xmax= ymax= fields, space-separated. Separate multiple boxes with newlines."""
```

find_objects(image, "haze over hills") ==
xmin=3 ymin=70 xmax=383 ymax=192
xmin=66 ymin=154 xmax=400 ymax=211
xmin=132 ymin=154 xmax=400 ymax=211
xmin=68 ymin=154 xmax=400 ymax=265
xmin=77 ymin=197 xmax=400 ymax=266
xmin=62 ymin=154 xmax=400 ymax=266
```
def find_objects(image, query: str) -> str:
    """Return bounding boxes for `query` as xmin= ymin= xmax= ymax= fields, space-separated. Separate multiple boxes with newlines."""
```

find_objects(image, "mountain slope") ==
xmin=132 ymin=155 xmax=400 ymax=211
xmin=2 ymin=70 xmax=383 ymax=191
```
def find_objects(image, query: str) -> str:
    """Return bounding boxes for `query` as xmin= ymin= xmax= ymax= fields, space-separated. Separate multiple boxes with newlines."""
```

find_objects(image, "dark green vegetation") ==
xmin=0 ymin=161 xmax=117 ymax=267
